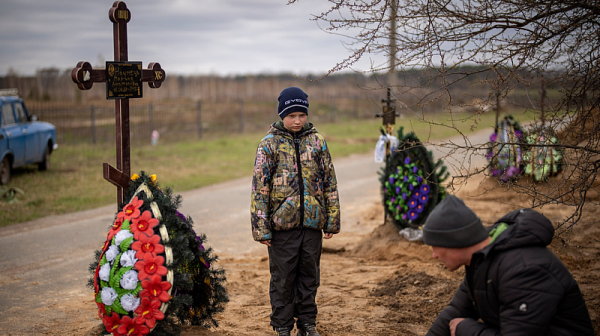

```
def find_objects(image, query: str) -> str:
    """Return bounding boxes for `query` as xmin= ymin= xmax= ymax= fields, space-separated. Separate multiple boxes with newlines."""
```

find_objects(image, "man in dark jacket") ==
xmin=422 ymin=195 xmax=594 ymax=336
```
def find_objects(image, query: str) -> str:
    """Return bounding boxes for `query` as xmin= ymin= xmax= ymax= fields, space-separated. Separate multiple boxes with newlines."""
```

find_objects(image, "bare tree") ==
xmin=289 ymin=0 xmax=600 ymax=233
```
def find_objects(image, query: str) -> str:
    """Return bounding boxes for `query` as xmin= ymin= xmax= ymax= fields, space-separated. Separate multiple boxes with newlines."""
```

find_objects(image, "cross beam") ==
xmin=71 ymin=1 xmax=166 ymax=206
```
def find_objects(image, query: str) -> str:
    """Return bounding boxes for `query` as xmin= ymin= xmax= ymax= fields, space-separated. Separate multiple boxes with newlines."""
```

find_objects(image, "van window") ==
xmin=1 ymin=104 xmax=16 ymax=126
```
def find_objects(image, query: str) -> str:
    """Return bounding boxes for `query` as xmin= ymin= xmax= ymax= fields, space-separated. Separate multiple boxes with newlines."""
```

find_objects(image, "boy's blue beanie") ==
xmin=277 ymin=87 xmax=309 ymax=119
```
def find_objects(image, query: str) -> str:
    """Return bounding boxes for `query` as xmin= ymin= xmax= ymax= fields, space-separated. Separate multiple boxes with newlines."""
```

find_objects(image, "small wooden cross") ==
xmin=71 ymin=1 xmax=166 ymax=206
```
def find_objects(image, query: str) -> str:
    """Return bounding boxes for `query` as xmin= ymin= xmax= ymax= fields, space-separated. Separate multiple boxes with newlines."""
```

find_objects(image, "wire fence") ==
xmin=26 ymin=97 xmax=383 ymax=145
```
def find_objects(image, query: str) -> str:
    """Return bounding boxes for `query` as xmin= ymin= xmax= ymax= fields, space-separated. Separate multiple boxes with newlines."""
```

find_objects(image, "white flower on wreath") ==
xmin=101 ymin=287 xmax=118 ymax=306
xmin=105 ymin=245 xmax=120 ymax=263
xmin=99 ymin=263 xmax=112 ymax=282
xmin=121 ymin=293 xmax=140 ymax=312
xmin=120 ymin=250 xmax=138 ymax=267
xmin=120 ymin=269 xmax=139 ymax=290
xmin=115 ymin=229 xmax=133 ymax=246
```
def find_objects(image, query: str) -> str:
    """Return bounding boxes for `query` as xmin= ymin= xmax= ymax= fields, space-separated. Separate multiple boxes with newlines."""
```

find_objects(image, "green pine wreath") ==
xmin=88 ymin=172 xmax=228 ymax=336
xmin=380 ymin=127 xmax=449 ymax=230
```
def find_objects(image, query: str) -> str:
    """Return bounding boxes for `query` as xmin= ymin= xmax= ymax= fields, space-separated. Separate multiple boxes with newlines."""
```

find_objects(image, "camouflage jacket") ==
xmin=251 ymin=121 xmax=340 ymax=241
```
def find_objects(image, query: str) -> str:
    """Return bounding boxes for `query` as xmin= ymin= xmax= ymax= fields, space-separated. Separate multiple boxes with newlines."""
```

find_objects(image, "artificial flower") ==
xmin=389 ymin=176 xmax=394 ymax=184
xmin=419 ymin=194 xmax=429 ymax=205
xmin=415 ymin=203 xmax=424 ymax=213
xmin=120 ymin=250 xmax=138 ymax=267
xmin=407 ymin=210 xmax=419 ymax=220
xmin=115 ymin=229 xmax=133 ymax=246
xmin=99 ymin=263 xmax=112 ymax=282
xmin=118 ymin=196 xmax=144 ymax=221
xmin=102 ymin=312 xmax=122 ymax=335
xmin=407 ymin=198 xmax=418 ymax=209
xmin=131 ymin=210 xmax=160 ymax=240
xmin=120 ymin=269 xmax=139 ymax=290
xmin=117 ymin=316 xmax=150 ymax=336
xmin=134 ymin=297 xmax=164 ymax=328
xmin=412 ymin=166 xmax=418 ymax=174
xmin=101 ymin=287 xmax=118 ymax=306
xmin=121 ymin=293 xmax=141 ymax=312
xmin=107 ymin=217 xmax=123 ymax=240
xmin=140 ymin=274 xmax=171 ymax=302
xmin=135 ymin=253 xmax=167 ymax=280
xmin=420 ymin=184 xmax=430 ymax=195
xmin=404 ymin=157 xmax=410 ymax=164
xmin=96 ymin=302 xmax=106 ymax=319
xmin=105 ymin=245 xmax=120 ymax=263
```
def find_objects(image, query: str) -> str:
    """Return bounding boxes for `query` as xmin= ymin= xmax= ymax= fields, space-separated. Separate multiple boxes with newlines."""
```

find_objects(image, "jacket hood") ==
xmin=270 ymin=121 xmax=316 ymax=137
xmin=486 ymin=208 xmax=554 ymax=253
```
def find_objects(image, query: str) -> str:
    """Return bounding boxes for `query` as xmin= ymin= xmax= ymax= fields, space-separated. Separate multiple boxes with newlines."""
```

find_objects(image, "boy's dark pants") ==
xmin=268 ymin=228 xmax=322 ymax=330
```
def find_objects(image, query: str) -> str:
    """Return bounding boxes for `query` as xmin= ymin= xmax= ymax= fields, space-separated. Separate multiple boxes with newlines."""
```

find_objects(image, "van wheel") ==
xmin=38 ymin=145 xmax=51 ymax=171
xmin=0 ymin=157 xmax=10 ymax=185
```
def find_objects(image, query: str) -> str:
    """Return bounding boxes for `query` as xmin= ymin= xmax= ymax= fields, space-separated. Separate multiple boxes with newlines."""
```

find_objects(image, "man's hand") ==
xmin=324 ymin=233 xmax=334 ymax=239
xmin=449 ymin=318 xmax=465 ymax=336
xmin=259 ymin=240 xmax=271 ymax=247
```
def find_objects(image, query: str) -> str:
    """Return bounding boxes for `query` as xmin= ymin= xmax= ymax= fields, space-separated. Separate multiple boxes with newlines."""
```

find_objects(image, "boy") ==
xmin=251 ymin=87 xmax=341 ymax=336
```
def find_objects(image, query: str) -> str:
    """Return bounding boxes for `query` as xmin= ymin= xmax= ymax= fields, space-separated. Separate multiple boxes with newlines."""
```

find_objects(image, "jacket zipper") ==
xmin=293 ymin=133 xmax=305 ymax=228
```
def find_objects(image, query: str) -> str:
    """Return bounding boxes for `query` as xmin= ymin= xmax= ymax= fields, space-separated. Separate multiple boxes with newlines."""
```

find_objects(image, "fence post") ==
xmin=197 ymin=100 xmax=202 ymax=139
xmin=148 ymin=102 xmax=154 ymax=142
xmin=90 ymin=104 xmax=96 ymax=144
xmin=239 ymin=100 xmax=244 ymax=133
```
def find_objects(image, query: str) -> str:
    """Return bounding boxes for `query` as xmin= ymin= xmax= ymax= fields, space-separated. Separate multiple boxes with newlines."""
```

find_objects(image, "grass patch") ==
xmin=0 ymin=110 xmax=534 ymax=227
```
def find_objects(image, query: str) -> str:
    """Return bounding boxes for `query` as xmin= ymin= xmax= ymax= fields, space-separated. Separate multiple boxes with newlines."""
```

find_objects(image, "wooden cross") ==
xmin=71 ymin=1 xmax=166 ymax=206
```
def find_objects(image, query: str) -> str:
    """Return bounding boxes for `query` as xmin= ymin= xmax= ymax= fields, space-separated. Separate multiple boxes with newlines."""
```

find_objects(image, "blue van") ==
xmin=0 ymin=89 xmax=56 ymax=184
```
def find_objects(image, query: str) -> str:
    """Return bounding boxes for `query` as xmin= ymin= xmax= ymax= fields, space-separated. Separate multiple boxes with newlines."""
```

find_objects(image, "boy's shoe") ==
xmin=297 ymin=324 xmax=320 ymax=336
xmin=274 ymin=327 xmax=292 ymax=336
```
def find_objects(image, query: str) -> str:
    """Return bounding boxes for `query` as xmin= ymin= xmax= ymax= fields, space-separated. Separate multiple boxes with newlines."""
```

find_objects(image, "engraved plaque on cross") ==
xmin=71 ymin=1 xmax=166 ymax=206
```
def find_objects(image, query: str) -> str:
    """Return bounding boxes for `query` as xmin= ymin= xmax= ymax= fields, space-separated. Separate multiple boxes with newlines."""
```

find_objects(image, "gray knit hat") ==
xmin=422 ymin=195 xmax=489 ymax=248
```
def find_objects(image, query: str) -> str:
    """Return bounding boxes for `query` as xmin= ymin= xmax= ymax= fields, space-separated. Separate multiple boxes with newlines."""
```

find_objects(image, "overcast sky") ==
xmin=0 ymin=0 xmax=387 ymax=77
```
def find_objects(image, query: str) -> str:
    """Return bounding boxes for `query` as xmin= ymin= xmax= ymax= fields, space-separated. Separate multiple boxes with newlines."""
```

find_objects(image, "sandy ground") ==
xmin=30 ymin=175 xmax=583 ymax=336
xmin=4 ymin=175 xmax=596 ymax=335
